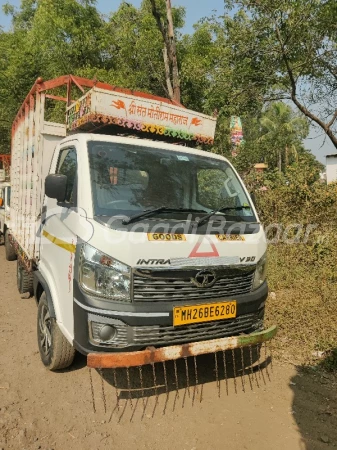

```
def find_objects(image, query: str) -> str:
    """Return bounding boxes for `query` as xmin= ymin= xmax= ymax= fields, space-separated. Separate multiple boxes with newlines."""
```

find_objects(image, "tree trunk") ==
xmin=150 ymin=0 xmax=181 ymax=104
xmin=163 ymin=47 xmax=174 ymax=100
xmin=285 ymin=145 xmax=289 ymax=167
xmin=165 ymin=0 xmax=180 ymax=103
xmin=278 ymin=150 xmax=282 ymax=173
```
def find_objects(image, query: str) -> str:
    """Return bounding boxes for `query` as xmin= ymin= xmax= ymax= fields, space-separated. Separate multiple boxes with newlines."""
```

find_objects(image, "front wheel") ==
xmin=37 ymin=292 xmax=75 ymax=371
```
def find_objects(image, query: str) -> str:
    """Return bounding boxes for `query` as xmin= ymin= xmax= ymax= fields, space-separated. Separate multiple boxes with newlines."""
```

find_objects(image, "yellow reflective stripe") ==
xmin=42 ymin=230 xmax=76 ymax=253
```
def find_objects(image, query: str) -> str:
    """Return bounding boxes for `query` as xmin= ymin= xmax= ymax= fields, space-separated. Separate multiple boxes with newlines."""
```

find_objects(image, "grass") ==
xmin=265 ymin=235 xmax=337 ymax=370
xmin=251 ymin=176 xmax=337 ymax=371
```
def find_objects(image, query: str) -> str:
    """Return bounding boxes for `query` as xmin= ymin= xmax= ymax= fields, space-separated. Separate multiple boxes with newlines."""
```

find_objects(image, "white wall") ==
xmin=326 ymin=155 xmax=337 ymax=184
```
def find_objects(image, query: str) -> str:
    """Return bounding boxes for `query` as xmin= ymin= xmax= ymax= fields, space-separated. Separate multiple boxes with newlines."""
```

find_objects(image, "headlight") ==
xmin=79 ymin=244 xmax=131 ymax=302
xmin=252 ymin=252 xmax=267 ymax=291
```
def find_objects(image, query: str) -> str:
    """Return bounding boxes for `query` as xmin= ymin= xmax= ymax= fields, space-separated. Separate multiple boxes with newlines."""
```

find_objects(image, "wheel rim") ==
xmin=38 ymin=304 xmax=52 ymax=357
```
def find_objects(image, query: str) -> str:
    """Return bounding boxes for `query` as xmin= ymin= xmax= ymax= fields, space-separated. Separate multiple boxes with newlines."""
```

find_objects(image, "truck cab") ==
xmin=41 ymin=134 xmax=267 ymax=357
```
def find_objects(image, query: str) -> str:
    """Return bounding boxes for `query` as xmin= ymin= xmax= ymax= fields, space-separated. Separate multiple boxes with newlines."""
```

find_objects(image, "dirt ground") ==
xmin=0 ymin=246 xmax=336 ymax=450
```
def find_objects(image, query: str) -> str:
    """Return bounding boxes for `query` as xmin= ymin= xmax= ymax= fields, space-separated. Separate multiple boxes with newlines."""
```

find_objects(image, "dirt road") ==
xmin=0 ymin=246 xmax=336 ymax=450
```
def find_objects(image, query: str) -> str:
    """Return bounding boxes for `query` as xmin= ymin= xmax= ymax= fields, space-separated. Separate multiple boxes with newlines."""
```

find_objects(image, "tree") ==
xmin=0 ymin=0 xmax=107 ymax=152
xmin=259 ymin=102 xmax=309 ymax=172
xmin=224 ymin=0 xmax=337 ymax=149
xmin=179 ymin=21 xmax=219 ymax=111
xmin=149 ymin=0 xmax=181 ymax=103
xmin=226 ymin=103 xmax=314 ymax=175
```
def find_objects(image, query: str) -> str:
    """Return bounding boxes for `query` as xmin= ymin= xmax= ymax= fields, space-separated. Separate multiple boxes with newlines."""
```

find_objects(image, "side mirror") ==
xmin=250 ymin=192 xmax=257 ymax=206
xmin=45 ymin=174 xmax=67 ymax=202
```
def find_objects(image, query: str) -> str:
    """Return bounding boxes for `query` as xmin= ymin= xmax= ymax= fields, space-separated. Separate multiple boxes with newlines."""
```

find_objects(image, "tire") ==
xmin=5 ymin=230 xmax=16 ymax=261
xmin=17 ymin=260 xmax=34 ymax=295
xmin=37 ymin=292 xmax=75 ymax=371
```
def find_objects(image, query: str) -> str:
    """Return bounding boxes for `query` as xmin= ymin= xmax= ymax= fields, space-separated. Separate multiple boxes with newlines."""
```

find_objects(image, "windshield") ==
xmin=87 ymin=141 xmax=256 ymax=222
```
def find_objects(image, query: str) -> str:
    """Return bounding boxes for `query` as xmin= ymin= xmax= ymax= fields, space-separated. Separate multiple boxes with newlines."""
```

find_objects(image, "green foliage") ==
xmin=251 ymin=171 xmax=337 ymax=367
xmin=0 ymin=0 xmax=188 ymax=153
xmin=266 ymin=236 xmax=337 ymax=367
xmin=1 ymin=0 xmax=335 ymax=160
xmin=245 ymin=162 xmax=328 ymax=225
xmin=259 ymin=102 xmax=309 ymax=170
xmin=223 ymin=0 xmax=337 ymax=149
xmin=221 ymin=102 xmax=313 ymax=176
xmin=0 ymin=0 xmax=107 ymax=153
xmin=179 ymin=21 xmax=219 ymax=111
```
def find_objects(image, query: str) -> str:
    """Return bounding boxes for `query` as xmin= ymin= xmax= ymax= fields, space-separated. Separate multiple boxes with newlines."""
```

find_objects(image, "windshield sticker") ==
xmin=189 ymin=237 xmax=219 ymax=258
xmin=216 ymin=234 xmax=245 ymax=242
xmin=177 ymin=155 xmax=189 ymax=161
xmin=148 ymin=233 xmax=186 ymax=241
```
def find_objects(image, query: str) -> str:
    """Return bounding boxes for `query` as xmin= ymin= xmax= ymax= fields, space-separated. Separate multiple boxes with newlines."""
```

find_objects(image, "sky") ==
xmin=0 ymin=0 xmax=224 ymax=32
xmin=0 ymin=0 xmax=333 ymax=164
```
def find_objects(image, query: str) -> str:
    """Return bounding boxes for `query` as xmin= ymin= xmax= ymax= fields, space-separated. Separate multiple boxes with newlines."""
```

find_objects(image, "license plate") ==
xmin=173 ymin=301 xmax=237 ymax=327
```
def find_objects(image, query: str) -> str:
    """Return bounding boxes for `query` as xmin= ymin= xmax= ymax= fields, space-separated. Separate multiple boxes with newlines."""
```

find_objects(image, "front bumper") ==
xmin=87 ymin=325 xmax=277 ymax=368
xmin=73 ymin=281 xmax=268 ymax=353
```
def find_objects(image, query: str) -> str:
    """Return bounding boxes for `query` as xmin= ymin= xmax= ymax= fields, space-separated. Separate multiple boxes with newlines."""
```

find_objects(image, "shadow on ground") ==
xmin=290 ymin=351 xmax=337 ymax=450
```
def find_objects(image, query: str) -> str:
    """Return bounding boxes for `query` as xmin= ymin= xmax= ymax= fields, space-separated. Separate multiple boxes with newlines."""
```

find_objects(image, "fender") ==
xmin=33 ymin=271 xmax=56 ymax=319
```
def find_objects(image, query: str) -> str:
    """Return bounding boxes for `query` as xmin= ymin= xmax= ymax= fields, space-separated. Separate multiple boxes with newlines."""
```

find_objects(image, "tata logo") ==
xmin=191 ymin=270 xmax=217 ymax=288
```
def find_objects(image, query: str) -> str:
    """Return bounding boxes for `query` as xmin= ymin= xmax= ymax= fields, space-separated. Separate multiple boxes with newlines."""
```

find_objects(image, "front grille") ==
xmin=88 ymin=312 xmax=261 ymax=349
xmin=133 ymin=268 xmax=254 ymax=302
xmin=132 ymin=313 xmax=261 ymax=346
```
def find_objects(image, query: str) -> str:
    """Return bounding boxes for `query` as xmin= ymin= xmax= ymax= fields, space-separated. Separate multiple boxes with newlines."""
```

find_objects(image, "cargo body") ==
xmin=7 ymin=75 xmax=274 ymax=372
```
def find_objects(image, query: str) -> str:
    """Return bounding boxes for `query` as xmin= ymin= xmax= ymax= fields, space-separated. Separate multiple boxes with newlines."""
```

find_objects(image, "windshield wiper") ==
xmin=196 ymin=205 xmax=252 ymax=228
xmin=122 ymin=207 xmax=207 ymax=225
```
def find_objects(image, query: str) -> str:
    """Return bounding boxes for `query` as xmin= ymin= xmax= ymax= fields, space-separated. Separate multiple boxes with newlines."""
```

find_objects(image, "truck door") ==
xmin=40 ymin=146 xmax=78 ymax=342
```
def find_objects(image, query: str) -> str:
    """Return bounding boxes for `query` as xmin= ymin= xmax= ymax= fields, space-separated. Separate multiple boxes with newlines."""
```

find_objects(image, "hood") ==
xmin=85 ymin=220 xmax=267 ymax=269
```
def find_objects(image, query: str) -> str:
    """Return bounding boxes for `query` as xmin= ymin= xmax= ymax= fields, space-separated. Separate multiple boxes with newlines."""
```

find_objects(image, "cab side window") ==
xmin=56 ymin=148 xmax=78 ymax=206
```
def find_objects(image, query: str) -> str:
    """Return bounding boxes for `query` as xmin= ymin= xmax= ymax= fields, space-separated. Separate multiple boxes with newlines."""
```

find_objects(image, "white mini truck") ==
xmin=8 ymin=75 xmax=276 ymax=372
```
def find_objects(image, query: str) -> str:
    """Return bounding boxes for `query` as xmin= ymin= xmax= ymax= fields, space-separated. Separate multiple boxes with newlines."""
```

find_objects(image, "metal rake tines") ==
xmin=86 ymin=328 xmax=277 ymax=418
xmin=89 ymin=368 xmax=96 ymax=413
xmin=209 ymin=343 xmax=274 ymax=398
xmin=222 ymin=350 xmax=229 ymax=395
xmin=214 ymin=352 xmax=220 ymax=398
xmin=98 ymin=368 xmax=107 ymax=414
